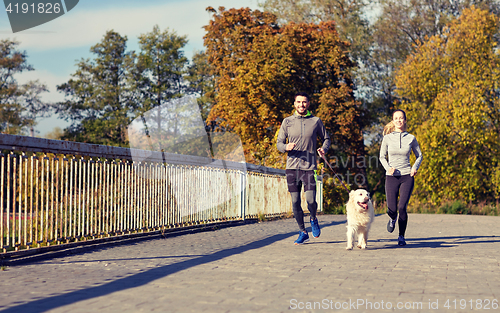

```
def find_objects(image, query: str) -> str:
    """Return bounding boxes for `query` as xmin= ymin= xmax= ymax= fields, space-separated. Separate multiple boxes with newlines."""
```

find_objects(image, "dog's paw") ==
xmin=346 ymin=245 xmax=353 ymax=250
xmin=357 ymin=244 xmax=367 ymax=249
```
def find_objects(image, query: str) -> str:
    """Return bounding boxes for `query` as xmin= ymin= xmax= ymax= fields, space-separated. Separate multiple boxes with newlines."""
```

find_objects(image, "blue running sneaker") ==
xmin=398 ymin=235 xmax=406 ymax=246
xmin=310 ymin=218 xmax=321 ymax=238
xmin=294 ymin=231 xmax=310 ymax=245
xmin=387 ymin=218 xmax=396 ymax=233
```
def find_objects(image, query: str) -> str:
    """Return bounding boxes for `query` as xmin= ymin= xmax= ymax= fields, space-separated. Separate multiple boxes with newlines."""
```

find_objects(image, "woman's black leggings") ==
xmin=386 ymin=175 xmax=414 ymax=236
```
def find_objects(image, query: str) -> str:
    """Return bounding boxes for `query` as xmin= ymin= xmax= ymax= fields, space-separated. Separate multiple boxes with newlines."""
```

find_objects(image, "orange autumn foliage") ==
xmin=203 ymin=7 xmax=367 ymax=194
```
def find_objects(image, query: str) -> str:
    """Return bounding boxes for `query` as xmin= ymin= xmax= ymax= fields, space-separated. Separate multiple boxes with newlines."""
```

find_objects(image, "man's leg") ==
xmin=305 ymin=190 xmax=317 ymax=219
xmin=290 ymin=192 xmax=305 ymax=232
xmin=306 ymin=189 xmax=321 ymax=238
xmin=286 ymin=169 xmax=309 ymax=244
xmin=303 ymin=170 xmax=320 ymax=238
xmin=303 ymin=170 xmax=318 ymax=218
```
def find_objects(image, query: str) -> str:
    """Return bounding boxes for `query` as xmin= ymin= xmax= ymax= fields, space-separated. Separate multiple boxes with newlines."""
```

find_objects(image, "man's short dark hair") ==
xmin=294 ymin=92 xmax=310 ymax=102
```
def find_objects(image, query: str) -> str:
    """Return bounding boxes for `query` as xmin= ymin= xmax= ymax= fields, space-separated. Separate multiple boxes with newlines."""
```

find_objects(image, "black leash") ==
xmin=320 ymin=153 xmax=350 ymax=193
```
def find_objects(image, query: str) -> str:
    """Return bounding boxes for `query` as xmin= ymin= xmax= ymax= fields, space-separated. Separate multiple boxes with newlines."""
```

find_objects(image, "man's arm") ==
xmin=318 ymin=119 xmax=331 ymax=156
xmin=276 ymin=122 xmax=288 ymax=153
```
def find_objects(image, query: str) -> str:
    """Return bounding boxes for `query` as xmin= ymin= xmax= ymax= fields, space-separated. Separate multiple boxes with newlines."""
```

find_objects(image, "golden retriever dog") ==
xmin=346 ymin=189 xmax=375 ymax=250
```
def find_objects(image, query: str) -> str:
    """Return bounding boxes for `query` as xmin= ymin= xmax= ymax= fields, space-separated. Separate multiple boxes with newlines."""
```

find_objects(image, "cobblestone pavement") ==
xmin=0 ymin=214 xmax=499 ymax=313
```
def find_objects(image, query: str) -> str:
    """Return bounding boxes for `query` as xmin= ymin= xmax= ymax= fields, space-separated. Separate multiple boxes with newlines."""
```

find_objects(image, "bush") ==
xmin=408 ymin=199 xmax=499 ymax=216
xmin=321 ymin=187 xmax=500 ymax=216
xmin=321 ymin=175 xmax=349 ymax=214
xmin=436 ymin=200 xmax=469 ymax=214
xmin=323 ymin=204 xmax=346 ymax=215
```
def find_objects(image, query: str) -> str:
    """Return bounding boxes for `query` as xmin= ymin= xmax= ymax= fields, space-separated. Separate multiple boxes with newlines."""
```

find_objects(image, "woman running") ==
xmin=379 ymin=109 xmax=423 ymax=246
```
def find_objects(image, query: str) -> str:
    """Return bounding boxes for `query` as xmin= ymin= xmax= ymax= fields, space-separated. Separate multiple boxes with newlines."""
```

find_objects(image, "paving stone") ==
xmin=0 ymin=214 xmax=499 ymax=312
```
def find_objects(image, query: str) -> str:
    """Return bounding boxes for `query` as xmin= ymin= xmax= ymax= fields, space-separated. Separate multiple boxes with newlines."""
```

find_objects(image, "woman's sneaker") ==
xmin=398 ymin=235 xmax=406 ymax=246
xmin=294 ymin=231 xmax=310 ymax=245
xmin=310 ymin=218 xmax=321 ymax=238
xmin=387 ymin=218 xmax=396 ymax=233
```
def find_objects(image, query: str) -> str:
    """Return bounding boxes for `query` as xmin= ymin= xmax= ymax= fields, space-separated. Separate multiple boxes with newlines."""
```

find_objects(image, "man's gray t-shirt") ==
xmin=277 ymin=112 xmax=331 ymax=171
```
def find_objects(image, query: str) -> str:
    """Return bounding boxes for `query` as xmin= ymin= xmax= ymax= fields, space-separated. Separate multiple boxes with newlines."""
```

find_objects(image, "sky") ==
xmin=0 ymin=0 xmax=260 ymax=137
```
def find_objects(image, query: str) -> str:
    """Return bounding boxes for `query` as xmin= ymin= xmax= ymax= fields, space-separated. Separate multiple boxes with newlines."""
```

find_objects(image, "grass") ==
xmin=257 ymin=212 xmax=266 ymax=222
xmin=256 ymin=210 xmax=294 ymax=222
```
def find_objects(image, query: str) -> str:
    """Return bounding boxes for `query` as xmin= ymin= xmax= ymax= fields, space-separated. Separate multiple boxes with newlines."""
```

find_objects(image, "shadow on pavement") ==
xmin=0 ymin=217 xmax=351 ymax=312
xmin=0 ymin=218 xmax=346 ymax=313
xmin=0 ymin=231 xmax=297 ymax=313
xmin=370 ymin=235 xmax=500 ymax=250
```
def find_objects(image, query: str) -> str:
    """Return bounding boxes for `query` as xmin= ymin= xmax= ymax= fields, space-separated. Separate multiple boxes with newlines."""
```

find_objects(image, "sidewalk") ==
xmin=0 ymin=214 xmax=499 ymax=313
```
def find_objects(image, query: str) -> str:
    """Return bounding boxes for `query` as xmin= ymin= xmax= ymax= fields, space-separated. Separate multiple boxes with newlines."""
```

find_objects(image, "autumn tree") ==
xmin=0 ymin=39 xmax=49 ymax=135
xmin=204 ymin=7 xmax=367 ymax=205
xmin=396 ymin=6 xmax=500 ymax=204
xmin=368 ymin=0 xmax=500 ymax=117
xmin=56 ymin=30 xmax=136 ymax=146
xmin=258 ymin=0 xmax=373 ymax=63
xmin=357 ymin=0 xmax=500 ymax=200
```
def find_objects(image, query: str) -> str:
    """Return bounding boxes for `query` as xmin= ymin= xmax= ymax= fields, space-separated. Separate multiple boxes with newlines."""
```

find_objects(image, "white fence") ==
xmin=0 ymin=134 xmax=322 ymax=255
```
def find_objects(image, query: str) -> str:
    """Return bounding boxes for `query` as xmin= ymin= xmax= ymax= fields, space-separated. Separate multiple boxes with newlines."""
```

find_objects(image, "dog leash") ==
xmin=319 ymin=153 xmax=350 ymax=193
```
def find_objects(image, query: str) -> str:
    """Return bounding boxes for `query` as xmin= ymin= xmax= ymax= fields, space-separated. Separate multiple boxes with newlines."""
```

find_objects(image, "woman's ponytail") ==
xmin=383 ymin=121 xmax=395 ymax=135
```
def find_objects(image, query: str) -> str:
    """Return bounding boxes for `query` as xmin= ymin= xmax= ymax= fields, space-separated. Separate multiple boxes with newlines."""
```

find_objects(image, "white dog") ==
xmin=346 ymin=189 xmax=375 ymax=250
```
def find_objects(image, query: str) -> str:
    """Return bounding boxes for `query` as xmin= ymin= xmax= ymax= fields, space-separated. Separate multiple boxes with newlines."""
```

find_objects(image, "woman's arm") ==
xmin=379 ymin=136 xmax=391 ymax=172
xmin=411 ymin=137 xmax=423 ymax=176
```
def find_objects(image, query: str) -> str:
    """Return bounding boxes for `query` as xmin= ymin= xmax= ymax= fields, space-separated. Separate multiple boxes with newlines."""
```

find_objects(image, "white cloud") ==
xmin=17 ymin=69 xmax=68 ymax=103
xmin=4 ymin=0 xmax=260 ymax=137
xmin=16 ymin=70 xmax=71 ymax=136
xmin=9 ymin=0 xmax=258 ymax=52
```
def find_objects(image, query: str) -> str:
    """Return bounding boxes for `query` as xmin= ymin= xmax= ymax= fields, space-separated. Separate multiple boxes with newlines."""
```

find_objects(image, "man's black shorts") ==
xmin=285 ymin=169 xmax=316 ymax=192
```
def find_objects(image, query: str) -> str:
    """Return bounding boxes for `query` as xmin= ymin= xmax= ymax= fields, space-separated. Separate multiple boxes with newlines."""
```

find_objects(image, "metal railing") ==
xmin=0 ymin=134 xmax=322 ymax=255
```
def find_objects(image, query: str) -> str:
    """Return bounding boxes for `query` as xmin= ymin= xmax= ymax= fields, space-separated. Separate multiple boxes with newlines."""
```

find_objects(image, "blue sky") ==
xmin=0 ymin=0 xmax=259 ymax=136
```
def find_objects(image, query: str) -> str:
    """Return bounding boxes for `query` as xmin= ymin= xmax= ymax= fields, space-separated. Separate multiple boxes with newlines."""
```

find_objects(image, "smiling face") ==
xmin=294 ymin=95 xmax=310 ymax=116
xmin=393 ymin=110 xmax=406 ymax=132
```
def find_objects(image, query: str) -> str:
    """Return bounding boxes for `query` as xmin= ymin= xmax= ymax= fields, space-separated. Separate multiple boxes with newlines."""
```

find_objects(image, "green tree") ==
xmin=361 ymin=0 xmax=500 ymax=200
xmin=23 ymin=80 xmax=49 ymax=136
xmin=0 ymin=39 xmax=48 ymax=135
xmin=396 ymin=6 xmax=500 ymax=204
xmin=368 ymin=0 xmax=500 ymax=117
xmin=56 ymin=30 xmax=136 ymax=146
xmin=128 ymin=25 xmax=200 ymax=155
xmin=185 ymin=51 xmax=215 ymax=124
xmin=133 ymin=25 xmax=189 ymax=114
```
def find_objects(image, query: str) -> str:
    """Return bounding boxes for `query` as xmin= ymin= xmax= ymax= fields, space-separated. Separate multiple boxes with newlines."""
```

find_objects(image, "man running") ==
xmin=277 ymin=92 xmax=331 ymax=245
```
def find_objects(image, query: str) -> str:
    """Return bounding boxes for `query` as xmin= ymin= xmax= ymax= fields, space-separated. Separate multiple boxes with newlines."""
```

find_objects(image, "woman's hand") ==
xmin=388 ymin=167 xmax=395 ymax=175
xmin=410 ymin=168 xmax=417 ymax=177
